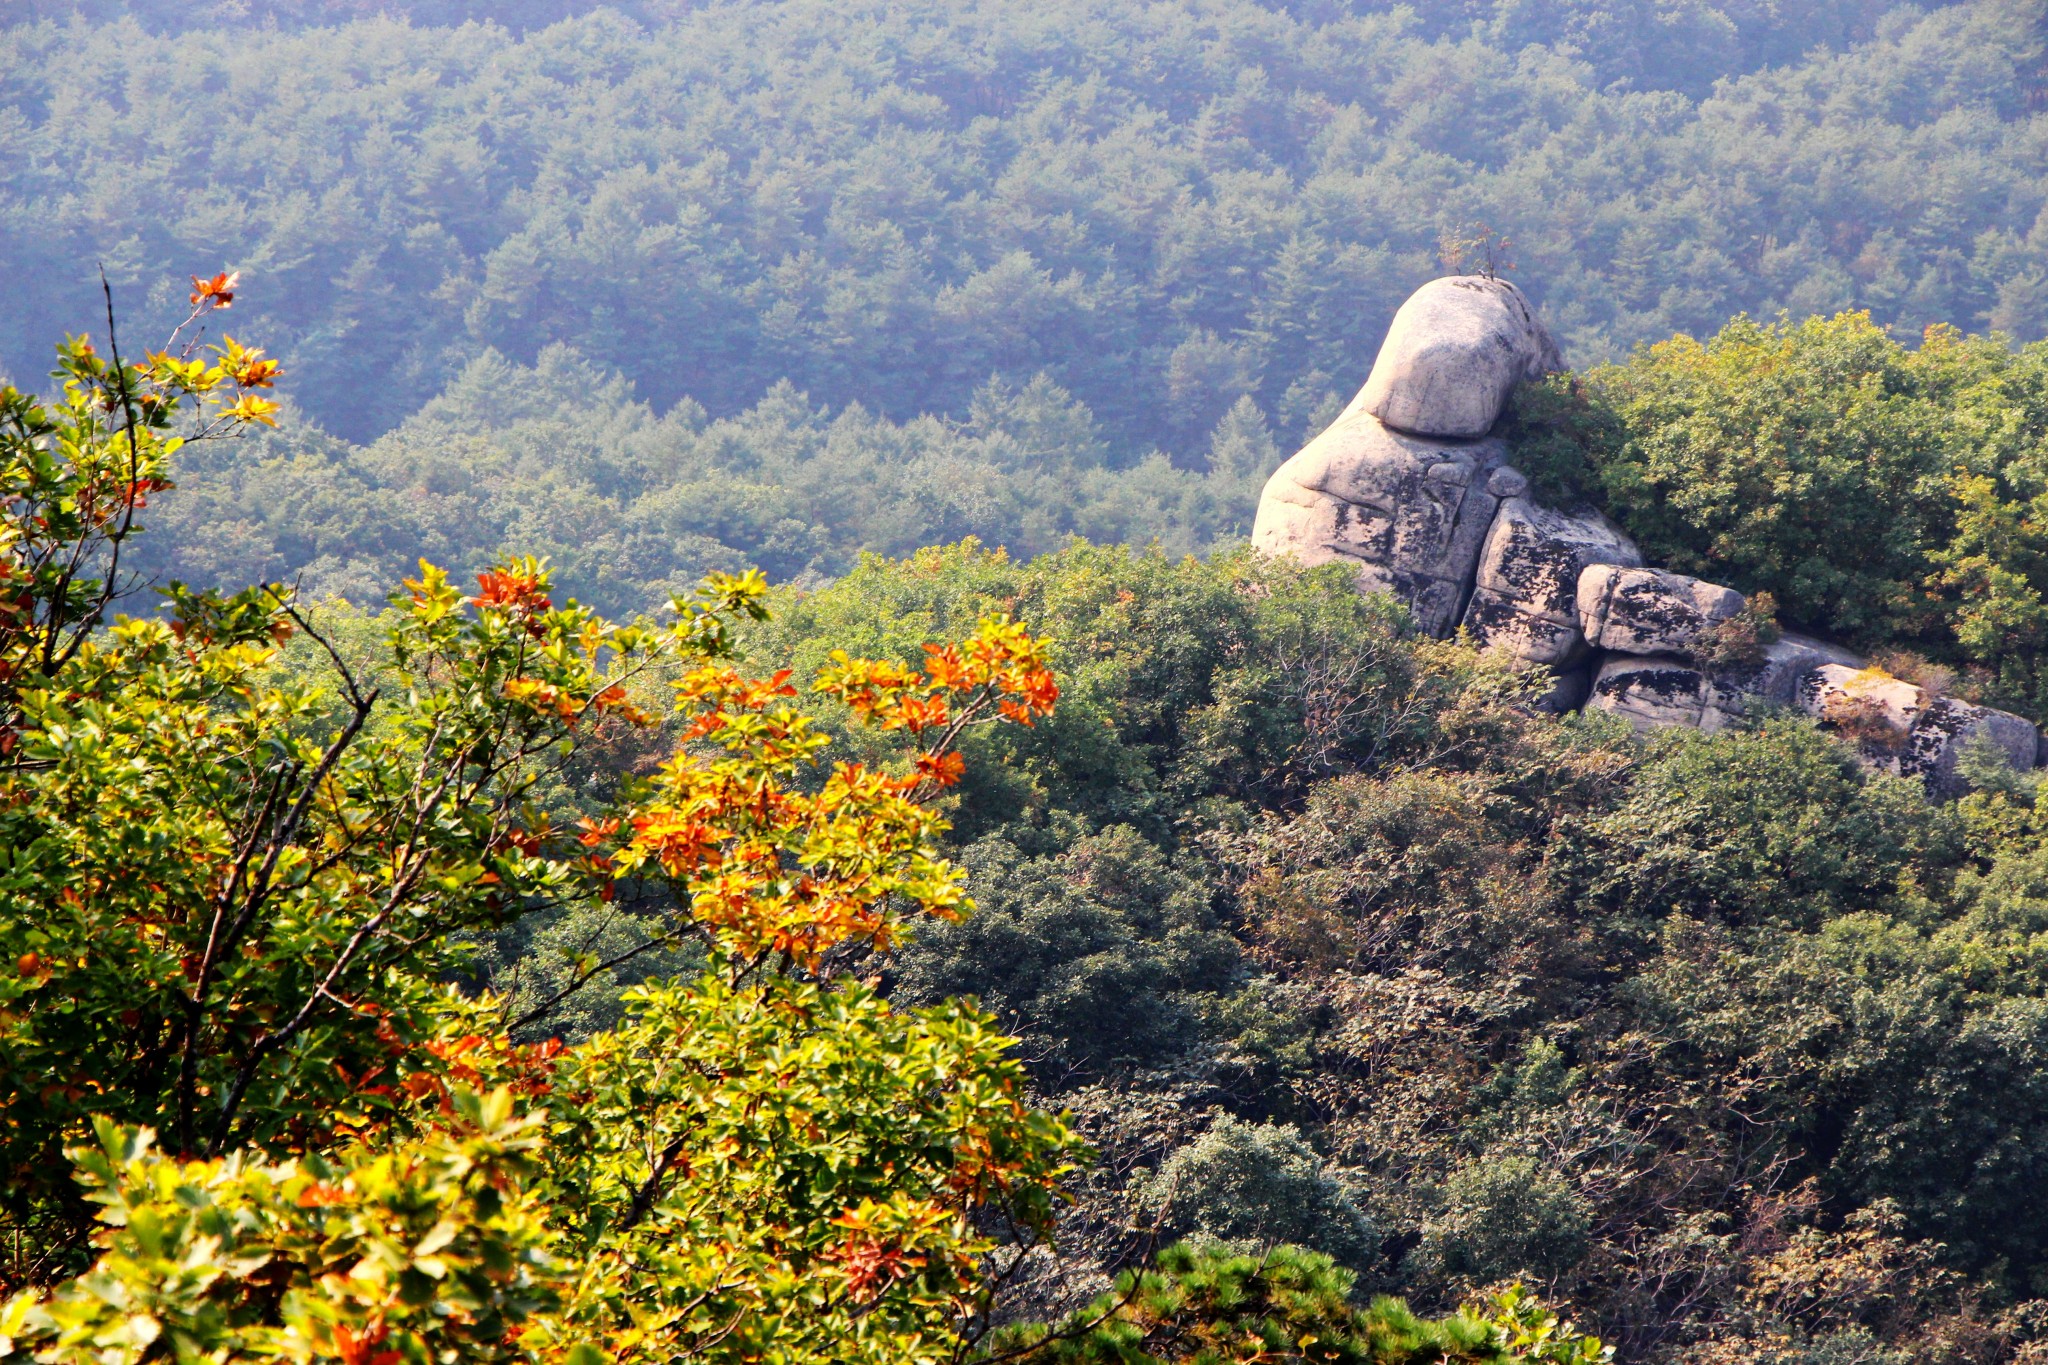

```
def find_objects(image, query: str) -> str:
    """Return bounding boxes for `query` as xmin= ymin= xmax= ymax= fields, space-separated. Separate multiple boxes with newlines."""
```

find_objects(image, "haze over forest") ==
xmin=6 ymin=0 xmax=2048 ymax=609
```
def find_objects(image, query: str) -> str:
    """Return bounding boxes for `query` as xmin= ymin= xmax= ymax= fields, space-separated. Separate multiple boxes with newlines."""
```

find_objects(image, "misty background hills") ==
xmin=2 ymin=0 xmax=2045 ymax=605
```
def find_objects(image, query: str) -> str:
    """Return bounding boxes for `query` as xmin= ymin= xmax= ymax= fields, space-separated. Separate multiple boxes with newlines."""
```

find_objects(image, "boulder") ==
xmin=1705 ymin=631 xmax=1863 ymax=715
xmin=1908 ymin=698 xmax=2040 ymax=796
xmin=1586 ymin=654 xmax=1711 ymax=733
xmin=1795 ymin=664 xmax=1929 ymax=747
xmin=1797 ymin=664 xmax=2042 ymax=795
xmin=1251 ymin=410 xmax=1510 ymax=636
xmin=1355 ymin=276 xmax=1563 ymax=440
xmin=1578 ymin=565 xmax=1744 ymax=659
xmin=1460 ymin=498 xmax=1642 ymax=667
xmin=1585 ymin=631 xmax=1865 ymax=735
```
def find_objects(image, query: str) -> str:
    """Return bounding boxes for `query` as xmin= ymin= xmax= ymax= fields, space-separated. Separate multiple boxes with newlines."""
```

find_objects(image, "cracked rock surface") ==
xmin=1250 ymin=412 xmax=1510 ymax=636
xmin=1578 ymin=564 xmax=1745 ymax=659
xmin=1462 ymin=499 xmax=1642 ymax=667
xmin=1715 ymin=632 xmax=1864 ymax=710
xmin=1586 ymin=654 xmax=1720 ymax=733
xmin=1585 ymin=633 xmax=1863 ymax=735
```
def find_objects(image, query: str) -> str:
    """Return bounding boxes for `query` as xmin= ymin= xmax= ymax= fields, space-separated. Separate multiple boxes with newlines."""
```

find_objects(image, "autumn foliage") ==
xmin=0 ymin=291 xmax=1611 ymax=1365
xmin=615 ymin=619 xmax=1055 ymax=965
xmin=0 ymin=283 xmax=1088 ymax=1363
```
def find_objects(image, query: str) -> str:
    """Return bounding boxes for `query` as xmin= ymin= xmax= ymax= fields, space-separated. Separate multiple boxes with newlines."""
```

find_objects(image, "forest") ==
xmin=10 ymin=2 xmax=2048 ymax=1364
xmin=9 ymin=0 xmax=2048 ymax=610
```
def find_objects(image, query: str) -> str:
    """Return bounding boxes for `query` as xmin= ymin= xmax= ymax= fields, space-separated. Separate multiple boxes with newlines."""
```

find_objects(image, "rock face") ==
xmin=1251 ymin=273 xmax=1567 ymax=638
xmin=1249 ymin=272 xmax=2046 ymax=796
xmin=1797 ymin=665 xmax=2040 ymax=796
xmin=1797 ymin=664 xmax=1926 ymax=737
xmin=1584 ymin=631 xmax=1864 ymax=735
xmin=1578 ymin=565 xmax=1745 ymax=659
xmin=1913 ymin=700 xmax=2039 ymax=795
xmin=1357 ymin=276 xmax=1563 ymax=439
xmin=1715 ymin=631 xmax=1865 ymax=710
xmin=1461 ymin=499 xmax=1642 ymax=667
xmin=1250 ymin=412 xmax=1513 ymax=636
xmin=1586 ymin=654 xmax=1716 ymax=733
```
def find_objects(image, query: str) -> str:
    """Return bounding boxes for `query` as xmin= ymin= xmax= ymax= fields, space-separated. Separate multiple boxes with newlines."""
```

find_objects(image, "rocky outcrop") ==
xmin=1248 ymin=272 xmax=2046 ymax=796
xmin=1251 ymin=275 xmax=1580 ymax=642
xmin=1356 ymin=277 xmax=1563 ymax=439
xmin=1578 ymin=565 xmax=1744 ymax=660
xmin=1250 ymin=412 xmax=1513 ymax=636
xmin=1584 ymin=631 xmax=1864 ymax=735
xmin=1797 ymin=665 xmax=2039 ymax=796
xmin=1462 ymin=498 xmax=1642 ymax=668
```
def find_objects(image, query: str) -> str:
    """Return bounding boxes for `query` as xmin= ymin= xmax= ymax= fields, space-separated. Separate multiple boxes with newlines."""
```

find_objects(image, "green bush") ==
xmin=1426 ymin=1152 xmax=1593 ymax=1285
xmin=1134 ymin=1116 xmax=1380 ymax=1271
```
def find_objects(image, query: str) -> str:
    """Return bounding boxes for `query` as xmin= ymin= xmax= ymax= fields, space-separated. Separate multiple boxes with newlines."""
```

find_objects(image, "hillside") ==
xmin=11 ymin=4 xmax=2048 ymax=1364
xmin=3 ymin=0 xmax=2044 ymax=459
xmin=7 ymin=0 xmax=2048 ymax=620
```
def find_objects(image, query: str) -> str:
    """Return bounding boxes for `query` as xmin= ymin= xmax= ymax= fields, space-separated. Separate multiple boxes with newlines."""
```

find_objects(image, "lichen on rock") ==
xmin=1464 ymin=498 xmax=1641 ymax=668
xmin=1250 ymin=412 xmax=1511 ymax=637
xmin=1578 ymin=564 xmax=1745 ymax=661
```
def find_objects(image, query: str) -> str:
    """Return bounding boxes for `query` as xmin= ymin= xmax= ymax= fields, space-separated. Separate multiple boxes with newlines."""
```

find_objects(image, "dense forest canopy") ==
xmin=19 ymin=3 xmax=2048 ymax=1363
xmin=0 ymin=296 xmax=1613 ymax=1365
xmin=3 ymin=0 xmax=2045 ymax=453
xmin=8 ymin=0 xmax=2048 ymax=618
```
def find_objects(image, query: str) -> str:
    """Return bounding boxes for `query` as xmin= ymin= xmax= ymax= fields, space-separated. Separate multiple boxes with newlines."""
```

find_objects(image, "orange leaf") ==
xmin=914 ymin=751 xmax=967 ymax=787
xmin=470 ymin=569 xmax=551 ymax=614
xmin=189 ymin=270 xmax=240 ymax=309
xmin=296 ymin=1181 xmax=349 ymax=1208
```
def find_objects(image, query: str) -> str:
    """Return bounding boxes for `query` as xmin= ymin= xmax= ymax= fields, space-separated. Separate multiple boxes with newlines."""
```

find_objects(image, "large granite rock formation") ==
xmin=1250 ymin=273 xmax=2045 ymax=793
xmin=1356 ymin=276 xmax=1563 ymax=439
xmin=1250 ymin=410 xmax=1514 ymax=636
xmin=1463 ymin=498 xmax=1641 ymax=668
